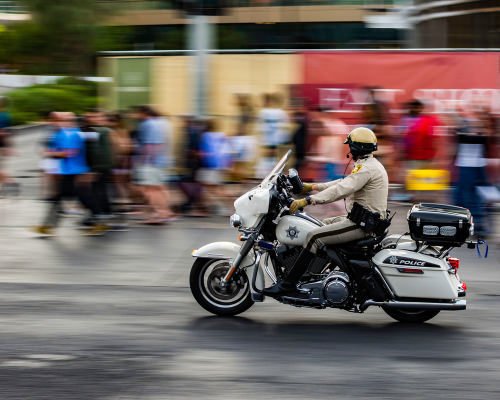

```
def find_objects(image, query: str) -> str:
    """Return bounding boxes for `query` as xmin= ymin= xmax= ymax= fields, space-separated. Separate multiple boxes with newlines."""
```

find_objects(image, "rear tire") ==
xmin=383 ymin=308 xmax=440 ymax=323
xmin=190 ymin=258 xmax=254 ymax=316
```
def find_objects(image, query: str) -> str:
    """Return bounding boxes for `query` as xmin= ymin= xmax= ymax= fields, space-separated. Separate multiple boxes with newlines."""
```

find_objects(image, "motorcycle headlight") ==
xmin=230 ymin=214 xmax=242 ymax=228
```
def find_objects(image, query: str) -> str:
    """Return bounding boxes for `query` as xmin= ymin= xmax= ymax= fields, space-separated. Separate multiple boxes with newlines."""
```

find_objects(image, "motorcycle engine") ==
xmin=323 ymin=271 xmax=351 ymax=306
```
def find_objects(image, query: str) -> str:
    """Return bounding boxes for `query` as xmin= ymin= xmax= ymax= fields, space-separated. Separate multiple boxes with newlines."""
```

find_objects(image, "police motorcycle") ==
xmin=190 ymin=150 xmax=470 ymax=323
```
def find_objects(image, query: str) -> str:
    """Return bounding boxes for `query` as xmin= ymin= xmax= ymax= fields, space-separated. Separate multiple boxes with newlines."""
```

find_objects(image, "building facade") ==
xmin=102 ymin=1 xmax=408 ymax=50
xmin=412 ymin=0 xmax=499 ymax=48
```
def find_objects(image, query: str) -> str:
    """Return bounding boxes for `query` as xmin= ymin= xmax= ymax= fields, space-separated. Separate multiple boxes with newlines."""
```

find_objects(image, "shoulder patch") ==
xmin=351 ymin=164 xmax=363 ymax=174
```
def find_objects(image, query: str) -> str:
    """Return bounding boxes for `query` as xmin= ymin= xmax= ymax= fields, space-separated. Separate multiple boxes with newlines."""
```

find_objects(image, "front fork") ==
xmin=220 ymin=233 xmax=257 ymax=287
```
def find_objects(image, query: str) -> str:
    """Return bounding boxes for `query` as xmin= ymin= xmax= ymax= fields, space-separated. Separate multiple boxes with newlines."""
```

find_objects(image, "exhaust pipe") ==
xmin=360 ymin=299 xmax=466 ymax=312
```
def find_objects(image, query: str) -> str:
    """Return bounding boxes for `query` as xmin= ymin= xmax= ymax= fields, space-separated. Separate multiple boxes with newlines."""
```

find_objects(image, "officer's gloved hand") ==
xmin=301 ymin=183 xmax=314 ymax=194
xmin=289 ymin=198 xmax=308 ymax=214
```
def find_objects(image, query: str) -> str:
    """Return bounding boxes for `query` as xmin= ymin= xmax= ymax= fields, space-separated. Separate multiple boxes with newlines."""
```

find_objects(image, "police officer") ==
xmin=263 ymin=127 xmax=389 ymax=297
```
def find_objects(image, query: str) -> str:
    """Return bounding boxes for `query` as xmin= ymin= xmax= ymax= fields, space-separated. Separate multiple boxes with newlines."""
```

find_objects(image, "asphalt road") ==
xmin=0 ymin=129 xmax=499 ymax=400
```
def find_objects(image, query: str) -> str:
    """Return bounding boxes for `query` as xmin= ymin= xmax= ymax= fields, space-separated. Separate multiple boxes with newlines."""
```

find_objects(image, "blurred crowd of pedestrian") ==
xmin=32 ymin=106 xmax=179 ymax=236
xmin=294 ymin=92 xmax=499 ymax=238
xmin=0 ymin=90 xmax=497 ymax=239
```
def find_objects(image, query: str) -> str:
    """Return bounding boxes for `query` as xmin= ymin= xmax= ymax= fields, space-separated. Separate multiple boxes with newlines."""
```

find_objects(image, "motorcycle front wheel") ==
xmin=190 ymin=258 xmax=254 ymax=316
xmin=383 ymin=308 xmax=440 ymax=323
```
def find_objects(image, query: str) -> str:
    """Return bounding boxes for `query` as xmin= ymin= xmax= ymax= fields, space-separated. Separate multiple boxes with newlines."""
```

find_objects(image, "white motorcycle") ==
xmin=190 ymin=151 xmax=471 ymax=323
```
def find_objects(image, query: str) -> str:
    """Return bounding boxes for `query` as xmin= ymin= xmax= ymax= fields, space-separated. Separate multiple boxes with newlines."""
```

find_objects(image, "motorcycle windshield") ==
xmin=260 ymin=149 xmax=292 ymax=187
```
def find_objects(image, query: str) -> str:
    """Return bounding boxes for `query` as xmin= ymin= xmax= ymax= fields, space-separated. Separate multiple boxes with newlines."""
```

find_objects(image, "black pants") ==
xmin=93 ymin=171 xmax=112 ymax=216
xmin=43 ymin=175 xmax=98 ymax=227
xmin=178 ymin=175 xmax=203 ymax=212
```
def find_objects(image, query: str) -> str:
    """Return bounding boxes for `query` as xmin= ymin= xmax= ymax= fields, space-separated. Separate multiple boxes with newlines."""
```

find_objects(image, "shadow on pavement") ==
xmin=188 ymin=315 xmax=466 ymax=350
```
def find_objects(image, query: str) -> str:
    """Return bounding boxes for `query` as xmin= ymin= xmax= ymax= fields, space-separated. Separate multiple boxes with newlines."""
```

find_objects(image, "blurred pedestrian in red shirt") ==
xmin=404 ymin=100 xmax=440 ymax=168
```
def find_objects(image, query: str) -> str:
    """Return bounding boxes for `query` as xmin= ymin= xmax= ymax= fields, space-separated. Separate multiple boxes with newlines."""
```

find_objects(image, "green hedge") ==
xmin=7 ymin=77 xmax=99 ymax=125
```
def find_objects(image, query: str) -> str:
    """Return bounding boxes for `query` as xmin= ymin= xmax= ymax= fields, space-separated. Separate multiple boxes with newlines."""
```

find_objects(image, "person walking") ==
xmin=234 ymin=94 xmax=254 ymax=137
xmin=134 ymin=106 xmax=174 ymax=224
xmin=178 ymin=115 xmax=206 ymax=216
xmin=34 ymin=112 xmax=104 ymax=236
xmin=403 ymin=100 xmax=439 ymax=169
xmin=81 ymin=109 xmax=114 ymax=223
xmin=402 ymin=99 xmax=441 ymax=201
xmin=38 ymin=111 xmax=61 ymax=200
xmin=197 ymin=119 xmax=232 ymax=215
xmin=107 ymin=112 xmax=133 ymax=204
xmin=257 ymin=93 xmax=289 ymax=178
xmin=291 ymin=110 xmax=308 ymax=173
xmin=453 ymin=107 xmax=490 ymax=237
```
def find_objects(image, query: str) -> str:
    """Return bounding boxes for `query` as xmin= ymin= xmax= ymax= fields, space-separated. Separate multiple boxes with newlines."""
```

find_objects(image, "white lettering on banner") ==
xmin=375 ymin=89 xmax=406 ymax=104
xmin=414 ymin=89 xmax=500 ymax=114
xmin=319 ymin=88 xmax=404 ymax=112
xmin=318 ymin=87 xmax=500 ymax=114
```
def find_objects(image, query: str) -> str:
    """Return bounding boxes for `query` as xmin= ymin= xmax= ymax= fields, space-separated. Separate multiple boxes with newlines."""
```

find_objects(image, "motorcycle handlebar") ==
xmin=276 ymin=173 xmax=297 ymax=209
xmin=287 ymin=168 xmax=304 ymax=194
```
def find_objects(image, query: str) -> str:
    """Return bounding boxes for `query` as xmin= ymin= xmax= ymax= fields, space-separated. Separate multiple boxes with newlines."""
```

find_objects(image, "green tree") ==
xmin=8 ymin=78 xmax=99 ymax=124
xmin=0 ymin=0 xmax=115 ymax=75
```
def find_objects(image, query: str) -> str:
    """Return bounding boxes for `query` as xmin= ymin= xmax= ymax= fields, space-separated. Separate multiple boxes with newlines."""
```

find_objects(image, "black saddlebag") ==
xmin=407 ymin=203 xmax=473 ymax=247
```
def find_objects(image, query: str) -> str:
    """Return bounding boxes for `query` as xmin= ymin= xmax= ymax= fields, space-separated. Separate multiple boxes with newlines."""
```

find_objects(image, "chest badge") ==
xmin=286 ymin=226 xmax=300 ymax=240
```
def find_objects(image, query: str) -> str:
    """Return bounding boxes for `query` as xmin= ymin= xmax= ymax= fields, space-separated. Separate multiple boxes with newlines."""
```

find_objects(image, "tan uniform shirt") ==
xmin=310 ymin=154 xmax=389 ymax=218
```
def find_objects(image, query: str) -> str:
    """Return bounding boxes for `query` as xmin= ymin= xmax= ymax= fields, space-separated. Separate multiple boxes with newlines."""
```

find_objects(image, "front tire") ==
xmin=190 ymin=258 xmax=254 ymax=316
xmin=383 ymin=308 xmax=440 ymax=323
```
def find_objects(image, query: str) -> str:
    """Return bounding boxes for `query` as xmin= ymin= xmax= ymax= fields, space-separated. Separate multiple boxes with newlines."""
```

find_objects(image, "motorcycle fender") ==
xmin=192 ymin=242 xmax=265 ymax=300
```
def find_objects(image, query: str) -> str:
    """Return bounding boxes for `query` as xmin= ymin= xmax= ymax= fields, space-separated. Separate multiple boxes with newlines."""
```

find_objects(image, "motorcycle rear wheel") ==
xmin=383 ymin=308 xmax=440 ymax=323
xmin=190 ymin=258 xmax=254 ymax=316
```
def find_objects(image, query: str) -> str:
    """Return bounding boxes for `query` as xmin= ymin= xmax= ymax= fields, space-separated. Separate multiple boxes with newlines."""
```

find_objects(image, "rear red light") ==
xmin=461 ymin=281 xmax=467 ymax=291
xmin=398 ymin=268 xmax=424 ymax=274
xmin=448 ymin=257 xmax=460 ymax=270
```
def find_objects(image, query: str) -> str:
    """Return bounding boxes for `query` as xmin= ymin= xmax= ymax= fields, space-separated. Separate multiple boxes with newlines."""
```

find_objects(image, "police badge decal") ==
xmin=286 ymin=226 xmax=300 ymax=240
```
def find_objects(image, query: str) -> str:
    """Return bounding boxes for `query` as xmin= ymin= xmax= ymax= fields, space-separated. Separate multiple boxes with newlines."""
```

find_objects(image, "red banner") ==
xmin=301 ymin=51 xmax=500 ymax=116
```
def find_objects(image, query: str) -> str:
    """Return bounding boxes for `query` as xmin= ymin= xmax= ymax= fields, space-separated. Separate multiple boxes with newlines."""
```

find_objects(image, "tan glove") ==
xmin=289 ymin=198 xmax=308 ymax=214
xmin=301 ymin=183 xmax=314 ymax=194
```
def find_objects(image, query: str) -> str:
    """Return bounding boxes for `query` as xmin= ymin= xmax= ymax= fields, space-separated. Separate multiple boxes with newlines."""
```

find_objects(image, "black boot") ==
xmin=262 ymin=248 xmax=313 ymax=298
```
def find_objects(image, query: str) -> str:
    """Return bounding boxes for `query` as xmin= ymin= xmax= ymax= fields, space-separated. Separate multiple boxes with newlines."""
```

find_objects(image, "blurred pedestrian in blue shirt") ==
xmin=133 ymin=106 xmax=175 ymax=224
xmin=34 ymin=112 xmax=103 ymax=236
xmin=53 ymin=126 xmax=89 ymax=175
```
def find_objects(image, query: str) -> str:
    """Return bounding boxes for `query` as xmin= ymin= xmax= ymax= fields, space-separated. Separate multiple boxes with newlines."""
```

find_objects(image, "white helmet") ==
xmin=344 ymin=127 xmax=378 ymax=157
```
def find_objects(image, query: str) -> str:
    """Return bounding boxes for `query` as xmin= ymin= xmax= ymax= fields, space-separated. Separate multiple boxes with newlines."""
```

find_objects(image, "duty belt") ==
xmin=348 ymin=202 xmax=391 ymax=236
